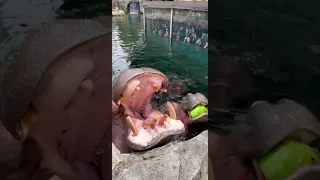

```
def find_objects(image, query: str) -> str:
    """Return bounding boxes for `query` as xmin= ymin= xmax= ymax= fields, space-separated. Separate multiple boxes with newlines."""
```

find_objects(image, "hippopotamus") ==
xmin=0 ymin=16 xmax=209 ymax=179
xmin=112 ymin=68 xmax=208 ymax=153
xmin=0 ymin=17 xmax=112 ymax=179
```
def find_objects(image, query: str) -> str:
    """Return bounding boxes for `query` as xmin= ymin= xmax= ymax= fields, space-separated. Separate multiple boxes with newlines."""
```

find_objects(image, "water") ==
xmin=208 ymin=1 xmax=320 ymax=117
xmin=0 ymin=0 xmax=109 ymax=67
xmin=112 ymin=15 xmax=208 ymax=96
xmin=0 ymin=0 xmax=63 ymax=65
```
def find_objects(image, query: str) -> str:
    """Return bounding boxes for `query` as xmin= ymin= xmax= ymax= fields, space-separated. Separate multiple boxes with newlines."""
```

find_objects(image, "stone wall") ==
xmin=113 ymin=0 xmax=207 ymax=14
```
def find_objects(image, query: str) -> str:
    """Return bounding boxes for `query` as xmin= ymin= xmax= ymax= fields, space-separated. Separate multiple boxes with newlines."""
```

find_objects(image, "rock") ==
xmin=112 ymin=9 xmax=125 ymax=16
xmin=112 ymin=131 xmax=208 ymax=180
xmin=309 ymin=45 xmax=320 ymax=55
xmin=112 ymin=143 xmax=125 ymax=170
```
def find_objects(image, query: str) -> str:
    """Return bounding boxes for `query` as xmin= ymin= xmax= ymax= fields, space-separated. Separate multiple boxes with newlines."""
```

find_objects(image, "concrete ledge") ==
xmin=142 ymin=1 xmax=208 ymax=11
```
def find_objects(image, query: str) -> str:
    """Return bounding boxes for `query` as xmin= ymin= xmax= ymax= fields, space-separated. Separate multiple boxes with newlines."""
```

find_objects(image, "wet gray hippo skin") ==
xmin=0 ymin=17 xmax=112 ymax=179
xmin=231 ymin=99 xmax=320 ymax=158
xmin=211 ymin=99 xmax=320 ymax=180
xmin=112 ymin=68 xmax=208 ymax=153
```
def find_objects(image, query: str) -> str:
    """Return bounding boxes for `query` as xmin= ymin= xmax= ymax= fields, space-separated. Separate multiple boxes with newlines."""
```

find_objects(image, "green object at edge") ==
xmin=258 ymin=140 xmax=320 ymax=180
xmin=189 ymin=105 xmax=208 ymax=119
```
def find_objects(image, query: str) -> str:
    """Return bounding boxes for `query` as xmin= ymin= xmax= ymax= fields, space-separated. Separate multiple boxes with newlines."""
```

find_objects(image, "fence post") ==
xmin=169 ymin=8 xmax=173 ymax=47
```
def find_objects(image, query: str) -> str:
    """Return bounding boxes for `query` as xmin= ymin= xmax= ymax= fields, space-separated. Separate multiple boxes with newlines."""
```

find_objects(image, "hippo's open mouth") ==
xmin=114 ymin=69 xmax=185 ymax=150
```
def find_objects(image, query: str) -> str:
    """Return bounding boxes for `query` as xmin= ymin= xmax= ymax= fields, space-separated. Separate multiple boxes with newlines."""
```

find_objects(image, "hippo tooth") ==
xmin=126 ymin=116 xmax=139 ymax=136
xmin=159 ymin=87 xmax=167 ymax=92
xmin=136 ymin=86 xmax=141 ymax=91
xmin=150 ymin=117 xmax=158 ymax=129
xmin=159 ymin=114 xmax=168 ymax=126
xmin=117 ymin=95 xmax=124 ymax=105
xmin=17 ymin=106 xmax=37 ymax=141
xmin=151 ymin=84 xmax=158 ymax=92
xmin=166 ymin=102 xmax=177 ymax=120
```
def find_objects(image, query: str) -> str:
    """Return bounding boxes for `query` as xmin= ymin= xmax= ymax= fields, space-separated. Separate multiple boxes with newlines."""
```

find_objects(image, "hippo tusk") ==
xmin=126 ymin=116 xmax=139 ymax=136
xmin=166 ymin=102 xmax=177 ymax=120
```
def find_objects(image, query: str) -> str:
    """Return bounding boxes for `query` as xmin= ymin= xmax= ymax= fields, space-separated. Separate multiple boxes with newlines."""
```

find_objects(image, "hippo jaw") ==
xmin=113 ymin=69 xmax=185 ymax=151
xmin=126 ymin=114 xmax=185 ymax=151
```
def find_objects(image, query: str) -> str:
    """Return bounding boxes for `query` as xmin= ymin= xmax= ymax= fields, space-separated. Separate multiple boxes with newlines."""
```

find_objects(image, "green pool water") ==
xmin=112 ymin=15 xmax=208 ymax=96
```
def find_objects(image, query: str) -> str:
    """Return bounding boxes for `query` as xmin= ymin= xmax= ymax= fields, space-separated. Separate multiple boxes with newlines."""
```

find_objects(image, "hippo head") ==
xmin=112 ymin=68 xmax=208 ymax=151
xmin=0 ymin=18 xmax=110 ymax=179
xmin=1 ymin=19 xmax=110 ymax=138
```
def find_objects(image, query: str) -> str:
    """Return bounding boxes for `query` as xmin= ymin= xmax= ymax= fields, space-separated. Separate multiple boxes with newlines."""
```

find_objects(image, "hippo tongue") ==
xmin=116 ymin=73 xmax=185 ymax=150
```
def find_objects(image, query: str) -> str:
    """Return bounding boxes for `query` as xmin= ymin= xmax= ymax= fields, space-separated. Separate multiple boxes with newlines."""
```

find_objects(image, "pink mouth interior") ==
xmin=119 ymin=74 xmax=185 ymax=148
xmin=127 ymin=116 xmax=185 ymax=148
